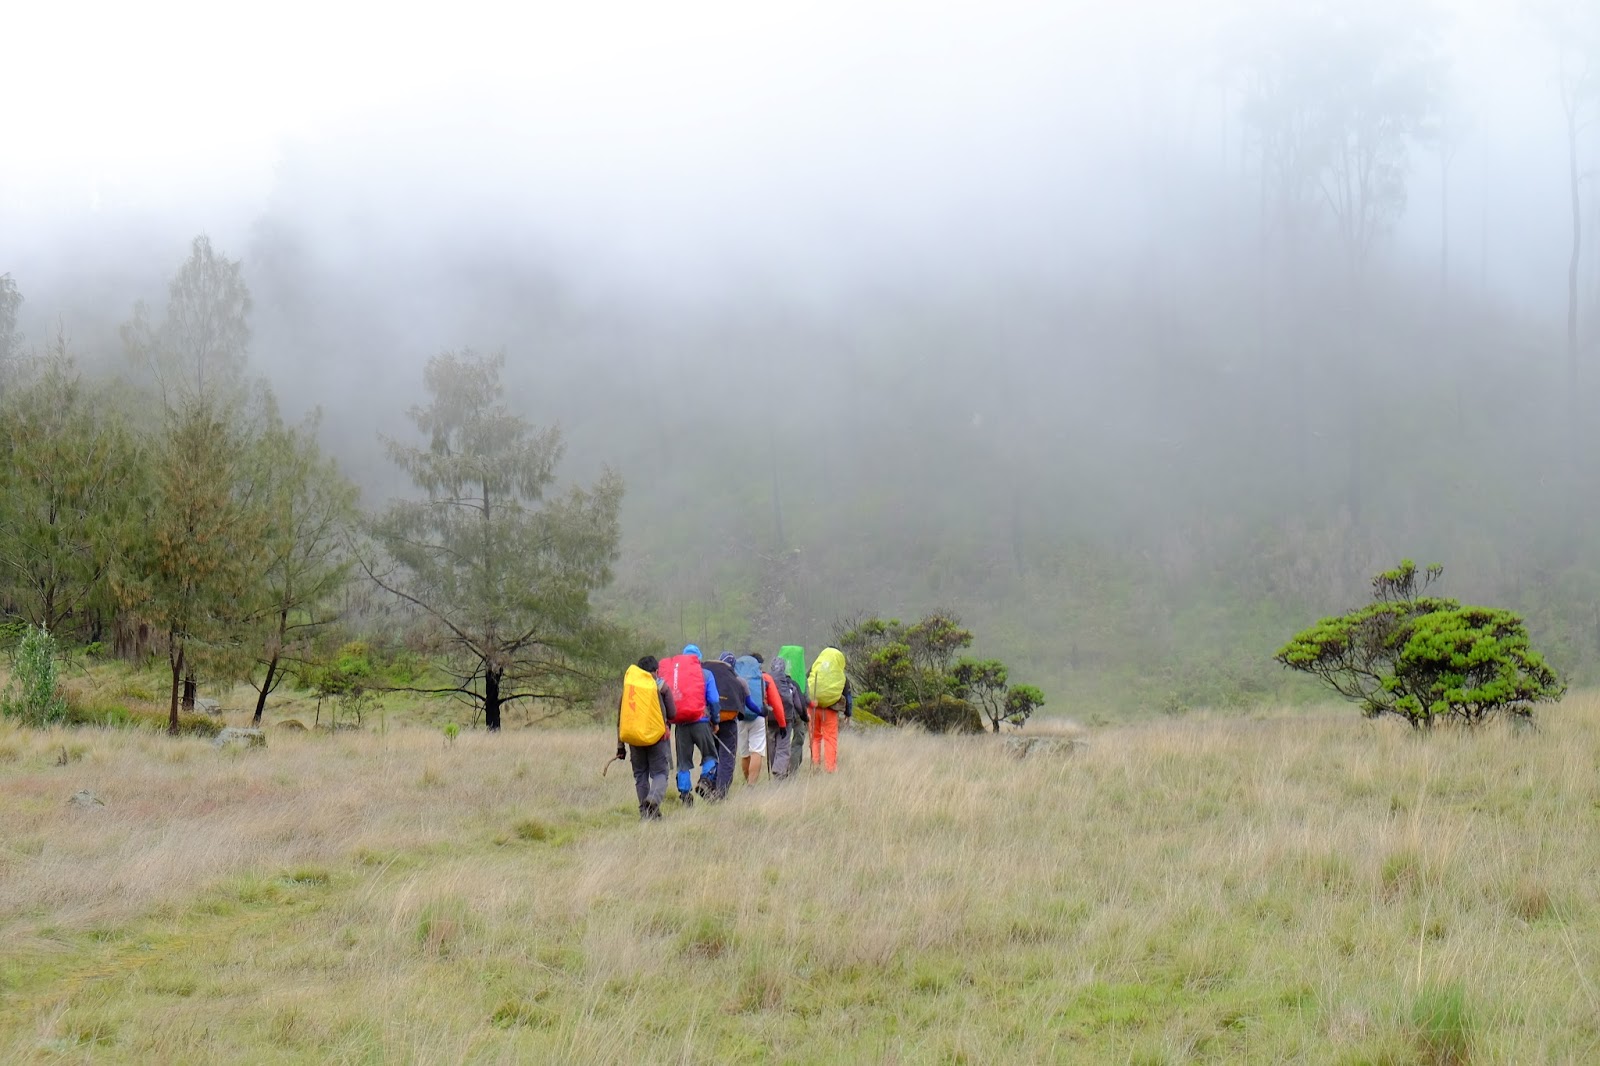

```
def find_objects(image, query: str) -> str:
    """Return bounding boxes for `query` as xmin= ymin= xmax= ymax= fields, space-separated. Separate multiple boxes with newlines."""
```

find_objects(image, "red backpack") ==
xmin=659 ymin=654 xmax=708 ymax=724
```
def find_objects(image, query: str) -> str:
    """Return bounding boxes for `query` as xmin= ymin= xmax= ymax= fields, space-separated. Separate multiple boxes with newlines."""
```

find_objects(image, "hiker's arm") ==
xmin=615 ymin=696 xmax=625 ymax=760
xmin=766 ymin=678 xmax=786 ymax=728
xmin=703 ymin=671 xmax=719 ymax=716
xmin=843 ymin=679 xmax=854 ymax=716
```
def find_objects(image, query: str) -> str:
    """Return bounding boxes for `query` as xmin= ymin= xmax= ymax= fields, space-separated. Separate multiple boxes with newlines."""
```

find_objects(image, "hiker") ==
xmin=736 ymin=653 xmax=776 ymax=783
xmin=659 ymin=644 xmax=720 ymax=806
xmin=704 ymin=653 xmax=757 ymax=799
xmin=778 ymin=646 xmax=808 ymax=773
xmin=768 ymin=654 xmax=805 ymax=778
xmin=807 ymin=646 xmax=853 ymax=773
xmin=616 ymin=655 xmax=674 ymax=820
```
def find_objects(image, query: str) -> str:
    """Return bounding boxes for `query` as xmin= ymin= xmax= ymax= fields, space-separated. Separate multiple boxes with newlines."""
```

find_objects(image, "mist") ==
xmin=5 ymin=0 xmax=1600 ymax=711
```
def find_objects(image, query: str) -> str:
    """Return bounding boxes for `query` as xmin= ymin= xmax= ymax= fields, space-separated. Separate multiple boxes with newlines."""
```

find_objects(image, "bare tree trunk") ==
xmin=168 ymin=637 xmax=185 ymax=735
xmin=182 ymin=673 xmax=196 ymax=712
xmin=253 ymin=656 xmax=278 ymax=728
xmin=485 ymin=668 xmax=503 ymax=732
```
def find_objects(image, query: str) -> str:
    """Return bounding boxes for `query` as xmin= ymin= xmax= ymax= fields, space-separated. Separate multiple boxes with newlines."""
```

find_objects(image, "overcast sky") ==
xmin=0 ymin=0 xmax=1582 ymax=309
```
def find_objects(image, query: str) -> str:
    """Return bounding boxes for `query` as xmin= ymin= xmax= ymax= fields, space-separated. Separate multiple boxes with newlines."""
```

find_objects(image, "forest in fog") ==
xmin=4 ymin=0 xmax=1600 ymax=713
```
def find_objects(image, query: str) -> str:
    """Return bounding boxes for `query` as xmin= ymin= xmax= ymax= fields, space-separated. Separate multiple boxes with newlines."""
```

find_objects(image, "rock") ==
xmin=213 ymin=727 xmax=267 ymax=750
xmin=277 ymin=719 xmax=307 ymax=732
xmin=67 ymin=789 xmax=105 ymax=809
xmin=195 ymin=698 xmax=222 ymax=716
xmin=1003 ymin=735 xmax=1089 ymax=759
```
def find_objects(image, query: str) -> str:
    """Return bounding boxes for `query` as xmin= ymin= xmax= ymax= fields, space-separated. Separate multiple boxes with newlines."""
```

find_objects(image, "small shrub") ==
xmin=416 ymin=898 xmax=471 ymax=957
xmin=1 ymin=624 xmax=67 ymax=727
xmin=514 ymin=818 xmax=552 ymax=842
xmin=1411 ymin=982 xmax=1473 ymax=1065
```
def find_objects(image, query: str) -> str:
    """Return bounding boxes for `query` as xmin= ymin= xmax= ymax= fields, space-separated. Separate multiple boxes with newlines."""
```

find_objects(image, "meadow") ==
xmin=3 ymin=689 xmax=1599 ymax=1064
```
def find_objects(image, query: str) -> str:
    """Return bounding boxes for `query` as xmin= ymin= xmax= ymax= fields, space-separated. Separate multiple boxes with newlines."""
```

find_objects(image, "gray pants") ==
xmin=630 ymin=735 xmax=671 ymax=810
xmin=788 ymin=717 xmax=807 ymax=773
xmin=767 ymin=718 xmax=791 ymax=777
xmin=674 ymin=720 xmax=716 ymax=795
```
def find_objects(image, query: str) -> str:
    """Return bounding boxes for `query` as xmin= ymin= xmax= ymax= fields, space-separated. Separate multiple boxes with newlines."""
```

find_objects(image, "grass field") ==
xmin=3 ymin=690 xmax=1599 ymax=1064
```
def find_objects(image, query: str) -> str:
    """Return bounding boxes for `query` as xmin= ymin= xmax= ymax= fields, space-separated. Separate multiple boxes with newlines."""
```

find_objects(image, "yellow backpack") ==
xmin=619 ymin=665 xmax=667 ymax=747
xmin=808 ymin=647 xmax=848 ymax=709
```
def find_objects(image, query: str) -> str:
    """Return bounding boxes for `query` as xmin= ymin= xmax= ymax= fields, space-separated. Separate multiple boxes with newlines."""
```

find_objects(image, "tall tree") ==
xmin=0 ymin=336 xmax=144 ymax=636
xmin=120 ymin=238 xmax=268 ymax=731
xmin=365 ymin=350 xmax=623 ymax=731
xmin=245 ymin=404 xmax=359 ymax=727
xmin=121 ymin=235 xmax=253 ymax=412
xmin=0 ymin=274 xmax=21 ymax=377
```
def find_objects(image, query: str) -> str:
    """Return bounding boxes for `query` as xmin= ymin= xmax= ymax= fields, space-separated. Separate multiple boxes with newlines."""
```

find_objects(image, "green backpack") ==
xmin=779 ymin=646 xmax=807 ymax=697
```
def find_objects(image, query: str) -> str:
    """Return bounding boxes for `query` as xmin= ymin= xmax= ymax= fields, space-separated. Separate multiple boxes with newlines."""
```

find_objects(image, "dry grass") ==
xmin=3 ymin=694 xmax=1600 ymax=1063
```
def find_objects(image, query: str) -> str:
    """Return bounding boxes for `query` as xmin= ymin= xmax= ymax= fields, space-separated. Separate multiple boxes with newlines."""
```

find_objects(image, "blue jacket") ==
xmin=700 ymin=668 xmax=719 ymax=723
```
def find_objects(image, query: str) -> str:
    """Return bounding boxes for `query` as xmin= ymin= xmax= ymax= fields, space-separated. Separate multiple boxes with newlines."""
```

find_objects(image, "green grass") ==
xmin=3 ymin=693 xmax=1600 ymax=1062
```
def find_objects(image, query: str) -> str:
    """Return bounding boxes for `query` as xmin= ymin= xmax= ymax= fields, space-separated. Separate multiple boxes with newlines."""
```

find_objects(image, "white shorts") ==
xmin=736 ymin=717 xmax=767 ymax=758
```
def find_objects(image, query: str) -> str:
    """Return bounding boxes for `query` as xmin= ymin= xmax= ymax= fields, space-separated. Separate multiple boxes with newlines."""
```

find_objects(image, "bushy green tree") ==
xmin=837 ymin=611 xmax=1044 ymax=734
xmin=246 ymin=404 xmax=359 ymax=726
xmin=1275 ymin=561 xmax=1565 ymax=728
xmin=1 ymin=624 xmax=67 ymax=727
xmin=119 ymin=237 xmax=270 ymax=733
xmin=0 ymin=341 xmax=144 ymax=637
xmin=365 ymin=349 xmax=623 ymax=731
xmin=952 ymin=658 xmax=1046 ymax=733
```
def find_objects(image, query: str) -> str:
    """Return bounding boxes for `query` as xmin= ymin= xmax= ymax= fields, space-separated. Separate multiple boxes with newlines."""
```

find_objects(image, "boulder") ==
xmin=277 ymin=719 xmax=307 ymax=732
xmin=213 ymin=727 xmax=267 ymax=750
xmin=67 ymin=789 xmax=105 ymax=809
xmin=195 ymin=698 xmax=223 ymax=716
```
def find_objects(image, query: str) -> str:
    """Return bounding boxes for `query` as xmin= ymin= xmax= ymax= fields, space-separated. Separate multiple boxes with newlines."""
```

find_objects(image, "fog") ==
xmin=5 ymin=0 xmax=1600 ymax=710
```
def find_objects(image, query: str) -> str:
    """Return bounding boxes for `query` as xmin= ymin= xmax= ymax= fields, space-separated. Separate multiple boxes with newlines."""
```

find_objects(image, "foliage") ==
xmin=1 ymin=624 xmax=67 ymax=727
xmin=836 ymin=611 xmax=1043 ymax=734
xmin=62 ymin=697 xmax=222 ymax=736
xmin=364 ymin=349 xmax=623 ymax=731
xmin=1275 ymin=561 xmax=1565 ymax=728
xmin=119 ymin=237 xmax=269 ymax=733
xmin=0 ymin=272 xmax=21 ymax=375
xmin=245 ymin=402 xmax=359 ymax=725
xmin=950 ymin=658 xmax=1046 ymax=733
xmin=0 ymin=341 xmax=145 ymax=636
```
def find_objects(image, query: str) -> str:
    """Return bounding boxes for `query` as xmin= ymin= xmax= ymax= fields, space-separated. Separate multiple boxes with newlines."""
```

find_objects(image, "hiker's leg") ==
xmin=629 ymin=744 xmax=651 ymax=809
xmin=695 ymin=722 xmax=718 ymax=794
xmin=818 ymin=709 xmax=839 ymax=772
xmin=744 ymin=716 xmax=766 ymax=782
xmin=714 ymin=718 xmax=736 ymax=797
xmin=791 ymin=720 xmax=805 ymax=772
xmin=674 ymin=723 xmax=695 ymax=796
xmin=769 ymin=720 xmax=790 ymax=777
xmin=809 ymin=711 xmax=822 ymax=766
xmin=644 ymin=735 xmax=670 ymax=811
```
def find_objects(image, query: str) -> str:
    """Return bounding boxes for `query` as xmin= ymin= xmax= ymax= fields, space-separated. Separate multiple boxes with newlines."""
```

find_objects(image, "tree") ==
xmin=120 ymin=235 xmax=252 ymax=412
xmin=119 ymin=238 xmax=268 ymax=733
xmin=1275 ymin=561 xmax=1565 ymax=728
xmin=0 ymin=273 xmax=21 ymax=384
xmin=836 ymin=611 xmax=1044 ymax=734
xmin=951 ymin=658 xmax=1046 ymax=733
xmin=245 ymin=404 xmax=359 ymax=726
xmin=0 ymin=336 xmax=144 ymax=636
xmin=122 ymin=405 xmax=266 ymax=732
xmin=365 ymin=349 xmax=623 ymax=731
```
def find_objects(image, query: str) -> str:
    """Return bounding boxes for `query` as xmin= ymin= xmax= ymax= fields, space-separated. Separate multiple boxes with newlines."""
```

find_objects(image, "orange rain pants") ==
xmin=810 ymin=706 xmax=840 ymax=773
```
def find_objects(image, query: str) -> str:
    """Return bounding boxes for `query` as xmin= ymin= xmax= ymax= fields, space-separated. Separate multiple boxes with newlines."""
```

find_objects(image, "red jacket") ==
xmin=761 ymin=673 xmax=787 ymax=729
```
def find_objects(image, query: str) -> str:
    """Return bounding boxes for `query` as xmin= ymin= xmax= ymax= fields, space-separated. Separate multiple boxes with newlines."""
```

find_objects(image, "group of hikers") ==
xmin=613 ymin=644 xmax=856 ymax=819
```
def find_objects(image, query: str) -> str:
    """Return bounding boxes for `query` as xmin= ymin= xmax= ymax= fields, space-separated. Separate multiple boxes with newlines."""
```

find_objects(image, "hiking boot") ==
xmin=679 ymin=791 xmax=694 ymax=808
xmin=693 ymin=776 xmax=714 ymax=800
xmin=644 ymin=801 xmax=662 ymax=820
